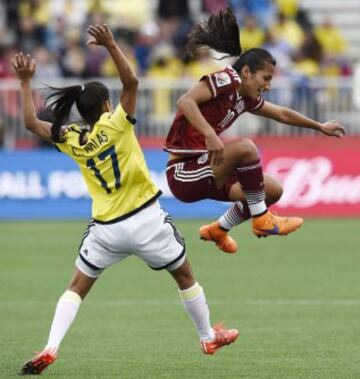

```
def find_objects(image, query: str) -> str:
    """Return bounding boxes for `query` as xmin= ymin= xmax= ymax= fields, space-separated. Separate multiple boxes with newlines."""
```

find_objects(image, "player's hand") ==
xmin=11 ymin=53 xmax=36 ymax=83
xmin=319 ymin=120 xmax=346 ymax=138
xmin=206 ymin=133 xmax=224 ymax=166
xmin=87 ymin=24 xmax=115 ymax=47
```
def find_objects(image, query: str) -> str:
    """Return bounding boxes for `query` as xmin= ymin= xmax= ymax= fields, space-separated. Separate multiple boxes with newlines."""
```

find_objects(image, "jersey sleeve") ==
xmin=245 ymin=96 xmax=265 ymax=111
xmin=200 ymin=67 xmax=241 ymax=98
xmin=108 ymin=103 xmax=136 ymax=131
xmin=54 ymin=124 xmax=83 ymax=155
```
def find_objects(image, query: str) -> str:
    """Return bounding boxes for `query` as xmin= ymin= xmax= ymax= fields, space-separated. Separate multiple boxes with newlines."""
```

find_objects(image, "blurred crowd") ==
xmin=0 ymin=0 xmax=353 ymax=82
xmin=0 ymin=0 xmax=355 ymax=148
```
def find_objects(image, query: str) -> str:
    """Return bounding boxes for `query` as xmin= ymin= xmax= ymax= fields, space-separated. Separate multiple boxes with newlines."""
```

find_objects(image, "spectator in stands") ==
xmin=18 ymin=0 xmax=50 ymax=45
xmin=243 ymin=0 xmax=275 ymax=29
xmin=101 ymin=41 xmax=138 ymax=77
xmin=240 ymin=15 xmax=265 ymax=52
xmin=182 ymin=50 xmax=221 ymax=79
xmin=33 ymin=46 xmax=61 ymax=79
xmin=291 ymin=30 xmax=323 ymax=119
xmin=270 ymin=11 xmax=304 ymax=50
xmin=315 ymin=16 xmax=348 ymax=57
xmin=147 ymin=44 xmax=183 ymax=124
xmin=262 ymin=29 xmax=292 ymax=76
xmin=314 ymin=15 xmax=351 ymax=76
xmin=276 ymin=0 xmax=298 ymax=18
xmin=134 ymin=21 xmax=161 ymax=74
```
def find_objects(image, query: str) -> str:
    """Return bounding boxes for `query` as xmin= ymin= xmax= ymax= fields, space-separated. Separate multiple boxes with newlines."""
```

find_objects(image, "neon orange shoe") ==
xmin=201 ymin=322 xmax=239 ymax=355
xmin=252 ymin=211 xmax=303 ymax=237
xmin=199 ymin=222 xmax=238 ymax=254
xmin=20 ymin=347 xmax=57 ymax=375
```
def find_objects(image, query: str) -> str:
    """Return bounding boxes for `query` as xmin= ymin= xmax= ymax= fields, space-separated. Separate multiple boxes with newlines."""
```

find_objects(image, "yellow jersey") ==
xmin=56 ymin=103 xmax=161 ymax=222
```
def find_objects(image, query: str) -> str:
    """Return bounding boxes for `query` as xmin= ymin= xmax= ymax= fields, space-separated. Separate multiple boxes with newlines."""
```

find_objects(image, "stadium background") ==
xmin=1 ymin=1 xmax=360 ymax=378
xmin=0 ymin=0 xmax=360 ymax=219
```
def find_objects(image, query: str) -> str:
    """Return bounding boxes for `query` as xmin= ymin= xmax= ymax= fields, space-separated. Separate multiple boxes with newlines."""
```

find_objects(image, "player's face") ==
xmin=240 ymin=61 xmax=275 ymax=99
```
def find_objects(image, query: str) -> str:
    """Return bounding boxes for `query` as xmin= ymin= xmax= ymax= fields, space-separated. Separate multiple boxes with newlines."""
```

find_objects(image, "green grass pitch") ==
xmin=0 ymin=219 xmax=359 ymax=378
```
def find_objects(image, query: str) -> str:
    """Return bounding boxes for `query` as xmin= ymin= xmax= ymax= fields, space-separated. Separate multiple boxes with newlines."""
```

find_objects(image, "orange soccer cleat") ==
xmin=252 ymin=211 xmax=303 ymax=237
xmin=20 ymin=347 xmax=57 ymax=375
xmin=201 ymin=322 xmax=239 ymax=355
xmin=199 ymin=222 xmax=238 ymax=254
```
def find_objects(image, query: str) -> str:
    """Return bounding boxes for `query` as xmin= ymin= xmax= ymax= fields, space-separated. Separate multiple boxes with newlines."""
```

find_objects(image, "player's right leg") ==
xmin=211 ymin=139 xmax=303 ymax=239
xmin=169 ymin=258 xmax=239 ymax=354
xmin=20 ymin=268 xmax=97 ymax=375
xmin=133 ymin=203 xmax=239 ymax=355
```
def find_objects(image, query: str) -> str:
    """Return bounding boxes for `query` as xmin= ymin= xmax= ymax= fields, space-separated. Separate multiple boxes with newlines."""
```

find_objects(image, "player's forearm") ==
xmin=106 ymin=41 xmax=139 ymax=89
xmin=19 ymin=81 xmax=39 ymax=130
xmin=178 ymin=97 xmax=216 ymax=138
xmin=279 ymin=107 xmax=322 ymax=131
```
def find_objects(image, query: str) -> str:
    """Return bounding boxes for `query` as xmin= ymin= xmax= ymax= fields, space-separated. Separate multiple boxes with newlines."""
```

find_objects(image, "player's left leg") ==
xmin=20 ymin=268 xmax=97 ymax=375
xmin=168 ymin=258 xmax=239 ymax=354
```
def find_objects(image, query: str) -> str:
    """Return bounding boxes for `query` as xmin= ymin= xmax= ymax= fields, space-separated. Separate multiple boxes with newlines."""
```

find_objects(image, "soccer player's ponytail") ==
xmin=186 ymin=7 xmax=242 ymax=58
xmin=45 ymin=85 xmax=83 ymax=142
xmin=186 ymin=7 xmax=276 ymax=74
xmin=45 ymin=81 xmax=110 ymax=143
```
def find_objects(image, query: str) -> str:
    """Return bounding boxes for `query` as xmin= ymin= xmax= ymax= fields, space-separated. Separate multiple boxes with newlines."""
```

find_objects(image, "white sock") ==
xmin=219 ymin=201 xmax=247 ymax=230
xmin=45 ymin=290 xmax=82 ymax=351
xmin=178 ymin=282 xmax=215 ymax=341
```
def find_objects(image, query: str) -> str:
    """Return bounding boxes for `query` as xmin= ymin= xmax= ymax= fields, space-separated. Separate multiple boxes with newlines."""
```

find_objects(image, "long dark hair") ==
xmin=45 ymin=81 xmax=109 ymax=142
xmin=186 ymin=7 xmax=276 ymax=73
xmin=187 ymin=7 xmax=242 ymax=57
xmin=233 ymin=48 xmax=277 ymax=73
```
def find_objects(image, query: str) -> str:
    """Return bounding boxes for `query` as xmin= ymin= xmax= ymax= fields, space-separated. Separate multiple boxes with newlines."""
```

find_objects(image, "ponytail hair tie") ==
xmin=80 ymin=85 xmax=85 ymax=92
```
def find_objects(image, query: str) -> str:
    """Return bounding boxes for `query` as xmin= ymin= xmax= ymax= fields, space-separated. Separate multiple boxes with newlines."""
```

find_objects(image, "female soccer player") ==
xmin=164 ymin=8 xmax=345 ymax=254
xmin=13 ymin=25 xmax=238 ymax=375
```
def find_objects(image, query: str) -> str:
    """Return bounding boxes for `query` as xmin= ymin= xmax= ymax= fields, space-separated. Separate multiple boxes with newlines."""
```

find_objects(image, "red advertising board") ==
xmin=255 ymin=137 xmax=360 ymax=217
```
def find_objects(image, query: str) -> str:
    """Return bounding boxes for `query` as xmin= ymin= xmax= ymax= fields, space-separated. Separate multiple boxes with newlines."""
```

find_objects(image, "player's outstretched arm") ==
xmin=253 ymin=101 xmax=346 ymax=138
xmin=87 ymin=24 xmax=139 ymax=118
xmin=11 ymin=52 xmax=52 ymax=143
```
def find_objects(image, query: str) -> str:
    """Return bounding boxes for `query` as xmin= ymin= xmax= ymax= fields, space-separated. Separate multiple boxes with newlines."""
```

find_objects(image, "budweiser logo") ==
xmin=265 ymin=157 xmax=360 ymax=207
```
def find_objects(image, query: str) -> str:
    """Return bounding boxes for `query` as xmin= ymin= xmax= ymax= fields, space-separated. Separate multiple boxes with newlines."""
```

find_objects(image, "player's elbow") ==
xmin=124 ymin=75 xmax=139 ymax=89
xmin=24 ymin=118 xmax=38 ymax=133
xmin=177 ymin=95 xmax=192 ymax=112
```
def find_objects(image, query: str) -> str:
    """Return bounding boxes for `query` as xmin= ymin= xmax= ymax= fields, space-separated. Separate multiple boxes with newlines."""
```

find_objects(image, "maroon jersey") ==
xmin=164 ymin=66 xmax=264 ymax=155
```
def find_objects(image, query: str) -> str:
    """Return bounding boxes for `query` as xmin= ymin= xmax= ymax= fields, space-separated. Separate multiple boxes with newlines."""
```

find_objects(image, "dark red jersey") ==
xmin=164 ymin=66 xmax=264 ymax=155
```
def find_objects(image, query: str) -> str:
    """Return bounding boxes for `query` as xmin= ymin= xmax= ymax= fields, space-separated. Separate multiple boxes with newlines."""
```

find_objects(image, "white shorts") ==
xmin=75 ymin=200 xmax=186 ymax=278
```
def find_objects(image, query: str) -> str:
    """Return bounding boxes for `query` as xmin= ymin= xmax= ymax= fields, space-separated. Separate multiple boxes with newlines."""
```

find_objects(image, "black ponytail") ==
xmin=45 ymin=85 xmax=82 ymax=142
xmin=186 ymin=7 xmax=242 ymax=58
xmin=45 ymin=81 xmax=110 ymax=142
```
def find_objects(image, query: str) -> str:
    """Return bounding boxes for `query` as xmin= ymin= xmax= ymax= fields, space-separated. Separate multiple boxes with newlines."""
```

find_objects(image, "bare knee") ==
xmin=169 ymin=258 xmax=196 ymax=290
xmin=67 ymin=268 xmax=97 ymax=300
xmin=232 ymin=138 xmax=259 ymax=164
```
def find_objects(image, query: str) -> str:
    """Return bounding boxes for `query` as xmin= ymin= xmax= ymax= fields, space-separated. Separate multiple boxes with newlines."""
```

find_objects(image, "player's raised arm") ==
xmin=11 ymin=52 xmax=52 ymax=143
xmin=87 ymin=24 xmax=139 ymax=118
xmin=253 ymin=101 xmax=346 ymax=138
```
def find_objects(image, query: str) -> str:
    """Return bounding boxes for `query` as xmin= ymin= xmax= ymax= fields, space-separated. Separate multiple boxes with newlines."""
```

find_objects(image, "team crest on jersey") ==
xmin=215 ymin=72 xmax=231 ymax=87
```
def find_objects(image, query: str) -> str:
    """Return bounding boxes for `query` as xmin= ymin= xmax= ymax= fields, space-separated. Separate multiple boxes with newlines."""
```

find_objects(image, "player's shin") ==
xmin=236 ymin=159 xmax=267 ymax=216
xmin=178 ymin=282 xmax=215 ymax=341
xmin=45 ymin=290 xmax=82 ymax=352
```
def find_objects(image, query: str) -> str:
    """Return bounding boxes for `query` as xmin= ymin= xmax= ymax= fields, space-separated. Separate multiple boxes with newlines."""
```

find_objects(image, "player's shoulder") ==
xmin=99 ymin=103 xmax=136 ymax=130
xmin=201 ymin=66 xmax=240 ymax=97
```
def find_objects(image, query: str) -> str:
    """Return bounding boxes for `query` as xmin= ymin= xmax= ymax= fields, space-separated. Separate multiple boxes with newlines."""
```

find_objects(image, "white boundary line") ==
xmin=2 ymin=299 xmax=360 ymax=306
